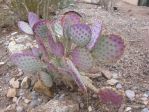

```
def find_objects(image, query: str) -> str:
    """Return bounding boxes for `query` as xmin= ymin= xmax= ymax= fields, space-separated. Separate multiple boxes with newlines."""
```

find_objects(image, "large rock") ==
xmin=33 ymin=80 xmax=53 ymax=97
xmin=30 ymin=99 xmax=79 ymax=112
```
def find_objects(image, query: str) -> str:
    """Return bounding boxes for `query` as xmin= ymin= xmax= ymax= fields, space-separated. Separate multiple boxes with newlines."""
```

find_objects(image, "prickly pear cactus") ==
xmin=10 ymin=10 xmax=126 ymax=110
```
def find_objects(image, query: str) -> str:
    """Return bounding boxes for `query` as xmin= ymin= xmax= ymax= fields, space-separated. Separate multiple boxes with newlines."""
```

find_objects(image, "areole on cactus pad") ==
xmin=10 ymin=10 xmax=126 ymax=109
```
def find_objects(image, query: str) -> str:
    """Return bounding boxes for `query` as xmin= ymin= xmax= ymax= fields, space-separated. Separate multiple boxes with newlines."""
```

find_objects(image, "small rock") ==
xmin=12 ymin=97 xmax=18 ymax=103
xmin=125 ymin=90 xmax=135 ymax=100
xmin=7 ymin=88 xmax=17 ymax=98
xmin=107 ymin=79 xmax=119 ymax=86
xmin=33 ymin=80 xmax=53 ymax=97
xmin=125 ymin=107 xmax=132 ymax=111
xmin=31 ymin=91 xmax=39 ymax=100
xmin=116 ymin=83 xmax=122 ymax=89
xmin=16 ymin=106 xmax=24 ymax=112
xmin=92 ymin=94 xmax=98 ymax=98
xmin=24 ymin=99 xmax=31 ymax=104
xmin=142 ymin=108 xmax=149 ymax=112
xmin=0 ymin=62 xmax=5 ymax=65
xmin=21 ymin=76 xmax=31 ymax=89
xmin=102 ymin=70 xmax=113 ymax=79
xmin=9 ymin=78 xmax=20 ymax=88
xmin=80 ymin=103 xmax=84 ymax=108
xmin=88 ymin=106 xmax=92 ymax=112
xmin=141 ymin=97 xmax=148 ymax=105
xmin=29 ymin=99 xmax=42 ymax=108
xmin=17 ymin=69 xmax=24 ymax=76
xmin=112 ymin=73 xmax=119 ymax=79
xmin=144 ymin=91 xmax=149 ymax=97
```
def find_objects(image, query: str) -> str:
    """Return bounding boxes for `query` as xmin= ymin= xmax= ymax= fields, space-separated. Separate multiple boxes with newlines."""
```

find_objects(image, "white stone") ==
xmin=125 ymin=90 xmax=135 ymax=100
xmin=24 ymin=99 xmax=31 ymax=104
xmin=21 ymin=76 xmax=31 ymax=89
xmin=9 ymin=78 xmax=20 ymax=89
xmin=7 ymin=88 xmax=17 ymax=98
xmin=12 ymin=97 xmax=18 ymax=103
xmin=125 ymin=107 xmax=132 ymax=111
xmin=0 ymin=62 xmax=5 ymax=65
xmin=116 ymin=83 xmax=122 ymax=89
xmin=88 ymin=106 xmax=92 ymax=112
xmin=112 ymin=73 xmax=119 ymax=79
xmin=107 ymin=79 xmax=119 ymax=85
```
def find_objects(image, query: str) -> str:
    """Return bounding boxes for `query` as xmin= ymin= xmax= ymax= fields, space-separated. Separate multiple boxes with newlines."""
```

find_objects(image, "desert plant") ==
xmin=9 ymin=0 xmax=75 ymax=20
xmin=10 ymin=11 xmax=125 ymax=109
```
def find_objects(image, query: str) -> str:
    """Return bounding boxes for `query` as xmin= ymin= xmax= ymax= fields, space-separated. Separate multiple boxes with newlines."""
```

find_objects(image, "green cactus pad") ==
xmin=93 ymin=34 xmax=125 ymax=63
xmin=69 ymin=23 xmax=91 ymax=46
xmin=71 ymin=48 xmax=93 ymax=71
xmin=11 ymin=53 xmax=44 ymax=73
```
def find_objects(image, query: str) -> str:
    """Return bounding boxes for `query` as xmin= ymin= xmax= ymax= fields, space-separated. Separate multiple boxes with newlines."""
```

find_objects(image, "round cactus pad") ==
xmin=69 ymin=23 xmax=91 ymax=46
xmin=33 ymin=20 xmax=49 ymax=38
xmin=11 ymin=53 xmax=44 ymax=73
xmin=61 ymin=11 xmax=82 ymax=27
xmin=71 ymin=48 xmax=93 ymax=71
xmin=93 ymin=34 xmax=125 ymax=63
xmin=61 ymin=11 xmax=82 ymax=38
xmin=98 ymin=88 xmax=124 ymax=107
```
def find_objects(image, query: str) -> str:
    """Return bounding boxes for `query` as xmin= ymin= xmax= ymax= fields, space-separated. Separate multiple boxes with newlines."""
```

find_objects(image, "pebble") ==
xmin=7 ymin=88 xmax=17 ymax=98
xmin=0 ymin=62 xmax=5 ymax=65
xmin=92 ymin=94 xmax=98 ymax=98
xmin=80 ymin=103 xmax=84 ymax=108
xmin=16 ymin=106 xmax=24 ymax=112
xmin=17 ymin=69 xmax=24 ymax=76
xmin=142 ymin=108 xmax=149 ymax=112
xmin=9 ymin=78 xmax=20 ymax=89
xmin=125 ymin=107 xmax=132 ymax=111
xmin=125 ymin=90 xmax=135 ymax=100
xmin=24 ymin=99 xmax=31 ymax=104
xmin=116 ymin=83 xmax=122 ymax=89
xmin=112 ymin=73 xmax=119 ymax=79
xmin=144 ymin=91 xmax=149 ymax=97
xmin=102 ymin=70 xmax=113 ymax=79
xmin=107 ymin=79 xmax=119 ymax=85
xmin=12 ymin=97 xmax=18 ymax=103
xmin=88 ymin=106 xmax=92 ymax=112
xmin=21 ymin=76 xmax=31 ymax=89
